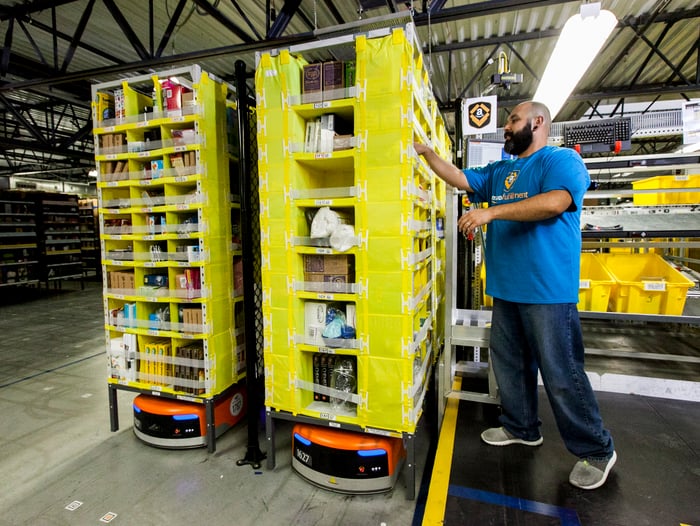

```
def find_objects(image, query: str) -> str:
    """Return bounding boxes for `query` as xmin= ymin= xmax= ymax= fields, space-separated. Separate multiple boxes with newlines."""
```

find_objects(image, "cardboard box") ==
xmin=109 ymin=270 xmax=134 ymax=291
xmin=182 ymin=91 xmax=196 ymax=108
xmin=303 ymin=63 xmax=323 ymax=93
xmin=304 ymin=254 xmax=351 ymax=274
xmin=304 ymin=301 xmax=328 ymax=345
xmin=344 ymin=61 xmax=356 ymax=88
xmin=175 ymin=273 xmax=187 ymax=290
xmin=333 ymin=134 xmax=353 ymax=151
xmin=302 ymin=63 xmax=323 ymax=103
xmin=323 ymin=61 xmax=344 ymax=91
xmin=306 ymin=273 xmax=350 ymax=293
xmin=183 ymin=307 xmax=202 ymax=328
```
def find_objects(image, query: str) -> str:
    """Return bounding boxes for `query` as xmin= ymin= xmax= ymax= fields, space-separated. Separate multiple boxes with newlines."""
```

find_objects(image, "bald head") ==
xmin=516 ymin=101 xmax=552 ymax=134
xmin=503 ymin=101 xmax=552 ymax=157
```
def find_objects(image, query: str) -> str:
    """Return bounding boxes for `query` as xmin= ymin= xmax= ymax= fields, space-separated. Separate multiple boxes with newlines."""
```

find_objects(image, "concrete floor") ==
xmin=1 ymin=280 xmax=698 ymax=525
xmin=0 ymin=280 xmax=429 ymax=526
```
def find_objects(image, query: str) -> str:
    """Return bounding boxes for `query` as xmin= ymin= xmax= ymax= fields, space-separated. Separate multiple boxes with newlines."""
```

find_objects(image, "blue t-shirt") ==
xmin=465 ymin=146 xmax=589 ymax=304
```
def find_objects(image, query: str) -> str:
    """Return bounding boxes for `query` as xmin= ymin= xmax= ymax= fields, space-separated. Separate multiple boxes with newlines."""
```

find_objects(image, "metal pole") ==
xmin=234 ymin=59 xmax=266 ymax=469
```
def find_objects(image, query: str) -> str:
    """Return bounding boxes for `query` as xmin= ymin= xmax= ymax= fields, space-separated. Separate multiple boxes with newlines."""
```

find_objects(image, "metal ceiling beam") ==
xmin=625 ymin=20 xmax=692 ymax=85
xmin=12 ymin=12 xmax=125 ymax=65
xmin=58 ymin=122 xmax=93 ymax=150
xmin=421 ymin=4 xmax=700 ymax=44
xmin=102 ymin=0 xmax=150 ymax=60
xmin=428 ymin=0 xmax=448 ymax=14
xmin=1 ymin=52 xmax=92 ymax=99
xmin=0 ymin=0 xmax=79 ymax=21
xmin=571 ymin=82 xmax=700 ymax=101
xmin=228 ymin=0 xmax=264 ymax=40
xmin=429 ymin=27 xmax=562 ymax=54
xmin=1 ymin=17 xmax=13 ymax=75
xmin=425 ymin=5 xmax=699 ymax=55
xmin=17 ymin=18 xmax=48 ymax=67
xmin=60 ymin=0 xmax=97 ymax=73
xmin=0 ymin=93 xmax=50 ymax=146
xmin=628 ymin=19 xmax=674 ymax=88
xmin=268 ymin=0 xmax=303 ymax=39
xmin=156 ymin=0 xmax=188 ymax=58
xmin=0 ymin=0 xmax=697 ymax=173
xmin=413 ymin=0 xmax=574 ymax=26
xmin=321 ymin=0 xmax=346 ymax=25
xmin=0 ymin=137 xmax=93 ymax=160
xmin=0 ymin=31 xmax=316 ymax=93
xmin=487 ymin=81 xmax=700 ymax=112
xmin=190 ymin=0 xmax=255 ymax=43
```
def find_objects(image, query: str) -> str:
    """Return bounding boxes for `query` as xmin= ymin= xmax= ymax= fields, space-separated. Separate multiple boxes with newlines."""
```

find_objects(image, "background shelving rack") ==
xmin=92 ymin=64 xmax=245 ymax=452
xmin=256 ymin=22 xmax=450 ymax=498
xmin=36 ymin=193 xmax=84 ymax=289
xmin=0 ymin=190 xmax=41 ymax=288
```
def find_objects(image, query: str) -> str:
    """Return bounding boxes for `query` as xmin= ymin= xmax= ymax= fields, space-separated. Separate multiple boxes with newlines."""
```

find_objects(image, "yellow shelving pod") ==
xmin=92 ymin=65 xmax=245 ymax=450
xmin=256 ymin=20 xmax=451 ymax=467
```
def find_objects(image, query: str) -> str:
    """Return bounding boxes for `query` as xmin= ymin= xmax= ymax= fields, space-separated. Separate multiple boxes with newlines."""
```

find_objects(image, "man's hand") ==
xmin=414 ymin=142 xmax=431 ymax=156
xmin=458 ymin=208 xmax=492 ymax=237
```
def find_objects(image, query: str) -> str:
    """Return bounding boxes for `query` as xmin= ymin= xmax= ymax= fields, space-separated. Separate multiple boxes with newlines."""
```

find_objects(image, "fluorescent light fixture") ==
xmin=533 ymin=3 xmax=617 ymax=119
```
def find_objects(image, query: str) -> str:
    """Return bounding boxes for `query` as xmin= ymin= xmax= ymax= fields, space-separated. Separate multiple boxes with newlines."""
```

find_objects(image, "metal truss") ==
xmin=0 ymin=0 xmax=698 ymax=181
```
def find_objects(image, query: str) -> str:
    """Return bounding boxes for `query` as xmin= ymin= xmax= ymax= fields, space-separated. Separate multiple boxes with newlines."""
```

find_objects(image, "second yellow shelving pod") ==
xmin=257 ymin=22 xmax=451 ymax=436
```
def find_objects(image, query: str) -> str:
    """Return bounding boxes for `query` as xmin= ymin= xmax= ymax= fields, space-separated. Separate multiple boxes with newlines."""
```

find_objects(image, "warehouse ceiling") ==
xmin=0 ymin=0 xmax=698 ymax=183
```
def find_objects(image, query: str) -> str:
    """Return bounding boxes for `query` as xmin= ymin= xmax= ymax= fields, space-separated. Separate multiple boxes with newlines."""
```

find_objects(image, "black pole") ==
xmin=234 ymin=59 xmax=266 ymax=469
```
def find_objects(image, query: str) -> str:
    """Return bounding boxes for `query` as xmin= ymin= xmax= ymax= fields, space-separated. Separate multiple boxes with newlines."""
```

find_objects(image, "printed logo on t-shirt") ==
xmin=492 ymin=170 xmax=528 ymax=203
xmin=504 ymin=170 xmax=519 ymax=190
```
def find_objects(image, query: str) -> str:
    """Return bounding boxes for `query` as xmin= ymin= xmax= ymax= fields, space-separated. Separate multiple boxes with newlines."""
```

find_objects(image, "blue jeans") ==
xmin=489 ymin=298 xmax=614 ymax=460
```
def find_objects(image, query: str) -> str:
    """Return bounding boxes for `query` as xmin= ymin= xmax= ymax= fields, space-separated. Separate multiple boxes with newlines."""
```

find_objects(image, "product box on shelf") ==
xmin=303 ymin=254 xmax=352 ymax=291
xmin=182 ymin=306 xmax=203 ymax=327
xmin=302 ymin=63 xmax=323 ymax=100
xmin=108 ymin=270 xmax=135 ymax=291
xmin=304 ymin=301 xmax=328 ymax=345
xmin=303 ymin=254 xmax=351 ymax=274
xmin=322 ymin=61 xmax=344 ymax=91
xmin=344 ymin=61 xmax=356 ymax=88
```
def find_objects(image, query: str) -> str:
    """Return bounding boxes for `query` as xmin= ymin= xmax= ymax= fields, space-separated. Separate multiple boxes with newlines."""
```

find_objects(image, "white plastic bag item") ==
xmin=310 ymin=206 xmax=347 ymax=238
xmin=329 ymin=224 xmax=355 ymax=252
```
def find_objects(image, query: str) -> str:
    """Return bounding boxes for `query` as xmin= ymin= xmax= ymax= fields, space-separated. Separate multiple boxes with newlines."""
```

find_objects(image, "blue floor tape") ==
xmin=448 ymin=485 xmax=581 ymax=525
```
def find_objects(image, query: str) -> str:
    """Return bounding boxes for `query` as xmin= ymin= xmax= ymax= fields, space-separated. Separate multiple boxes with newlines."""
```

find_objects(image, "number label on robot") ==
xmin=295 ymin=448 xmax=311 ymax=466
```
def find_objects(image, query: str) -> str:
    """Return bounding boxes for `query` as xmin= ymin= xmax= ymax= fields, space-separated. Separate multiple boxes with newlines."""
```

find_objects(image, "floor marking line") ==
xmin=447 ymin=485 xmax=582 ymax=526
xmin=0 ymin=352 xmax=103 ymax=389
xmin=421 ymin=377 xmax=462 ymax=526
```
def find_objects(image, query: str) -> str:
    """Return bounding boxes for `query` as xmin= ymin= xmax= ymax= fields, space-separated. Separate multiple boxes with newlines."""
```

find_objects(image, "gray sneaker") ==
xmin=480 ymin=426 xmax=543 ymax=446
xmin=569 ymin=450 xmax=617 ymax=490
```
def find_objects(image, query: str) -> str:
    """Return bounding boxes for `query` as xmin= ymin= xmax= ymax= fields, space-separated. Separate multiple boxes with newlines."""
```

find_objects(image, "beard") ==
xmin=504 ymin=120 xmax=534 ymax=155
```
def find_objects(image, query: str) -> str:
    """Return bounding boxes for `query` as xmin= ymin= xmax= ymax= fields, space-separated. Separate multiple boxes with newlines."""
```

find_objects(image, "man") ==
xmin=415 ymin=101 xmax=616 ymax=490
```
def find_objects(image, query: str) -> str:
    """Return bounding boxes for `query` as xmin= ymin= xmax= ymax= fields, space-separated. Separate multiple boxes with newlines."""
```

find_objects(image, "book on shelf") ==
xmin=323 ymin=61 xmax=344 ymax=92
xmin=304 ymin=113 xmax=338 ymax=153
